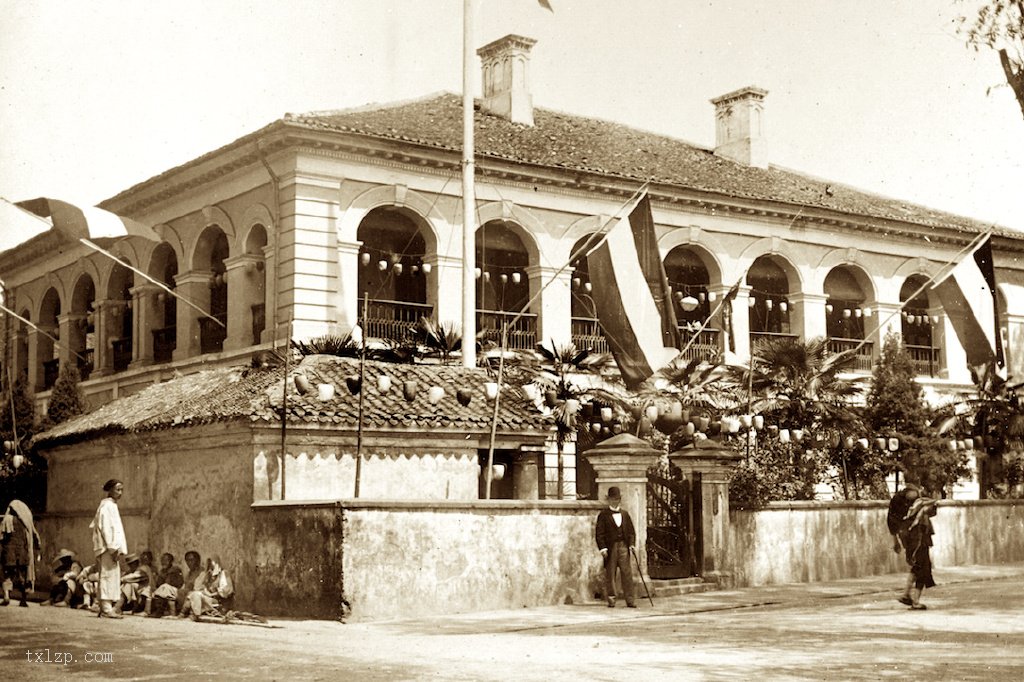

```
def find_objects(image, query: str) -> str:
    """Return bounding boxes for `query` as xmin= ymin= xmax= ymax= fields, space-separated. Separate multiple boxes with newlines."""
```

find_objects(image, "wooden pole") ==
xmin=354 ymin=293 xmax=368 ymax=498
xmin=461 ymin=0 xmax=477 ymax=368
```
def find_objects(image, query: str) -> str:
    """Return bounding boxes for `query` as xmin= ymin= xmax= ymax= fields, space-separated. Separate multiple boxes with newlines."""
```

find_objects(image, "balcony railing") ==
xmin=153 ymin=326 xmax=176 ymax=364
xmin=751 ymin=331 xmax=799 ymax=352
xmin=477 ymin=309 xmax=538 ymax=351
xmin=676 ymin=327 xmax=720 ymax=364
xmin=112 ymin=338 xmax=132 ymax=372
xmin=827 ymin=337 xmax=874 ymax=372
xmin=906 ymin=344 xmax=941 ymax=378
xmin=360 ymin=299 xmax=433 ymax=343
xmin=43 ymin=359 xmax=59 ymax=390
xmin=571 ymin=317 xmax=610 ymax=354
xmin=199 ymin=314 xmax=228 ymax=355
xmin=77 ymin=349 xmax=94 ymax=381
xmin=251 ymin=303 xmax=266 ymax=346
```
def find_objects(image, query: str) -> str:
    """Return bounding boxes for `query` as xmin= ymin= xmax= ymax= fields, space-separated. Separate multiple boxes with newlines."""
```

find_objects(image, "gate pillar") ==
xmin=669 ymin=443 xmax=742 ymax=579
xmin=584 ymin=434 xmax=661 ymax=576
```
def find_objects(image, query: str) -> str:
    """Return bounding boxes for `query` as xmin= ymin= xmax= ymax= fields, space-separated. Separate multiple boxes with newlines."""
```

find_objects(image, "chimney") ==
xmin=710 ymin=86 xmax=768 ymax=168
xmin=477 ymin=34 xmax=537 ymax=126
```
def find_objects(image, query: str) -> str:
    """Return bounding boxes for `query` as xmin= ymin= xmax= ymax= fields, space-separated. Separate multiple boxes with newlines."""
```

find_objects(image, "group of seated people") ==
xmin=43 ymin=548 xmax=234 ymax=620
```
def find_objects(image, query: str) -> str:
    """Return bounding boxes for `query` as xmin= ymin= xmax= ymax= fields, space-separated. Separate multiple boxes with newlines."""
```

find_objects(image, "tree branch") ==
xmin=998 ymin=47 xmax=1024 ymax=118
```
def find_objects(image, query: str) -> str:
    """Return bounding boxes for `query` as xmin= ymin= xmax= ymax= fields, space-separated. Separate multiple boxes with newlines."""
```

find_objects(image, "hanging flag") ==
xmin=932 ymin=235 xmax=1005 ymax=376
xmin=587 ymin=193 xmax=679 ymax=388
xmin=0 ymin=197 xmax=51 ymax=252
xmin=16 ymin=197 xmax=160 ymax=242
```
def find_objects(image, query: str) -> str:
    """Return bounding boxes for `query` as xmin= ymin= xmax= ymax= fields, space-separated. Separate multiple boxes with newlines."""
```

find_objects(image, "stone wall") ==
xmin=251 ymin=499 xmax=605 ymax=621
xmin=722 ymin=499 xmax=1024 ymax=587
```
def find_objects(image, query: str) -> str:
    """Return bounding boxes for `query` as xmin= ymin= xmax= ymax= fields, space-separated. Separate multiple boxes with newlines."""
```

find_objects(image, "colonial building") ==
xmin=3 ymin=34 xmax=1024 ymax=496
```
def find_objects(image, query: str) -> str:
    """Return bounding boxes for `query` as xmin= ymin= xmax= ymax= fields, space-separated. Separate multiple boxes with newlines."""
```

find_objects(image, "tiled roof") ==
xmin=286 ymin=93 xmax=1002 ymax=236
xmin=33 ymin=355 xmax=551 ymax=448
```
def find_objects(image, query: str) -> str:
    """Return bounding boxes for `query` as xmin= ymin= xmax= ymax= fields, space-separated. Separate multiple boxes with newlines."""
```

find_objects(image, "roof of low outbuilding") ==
xmin=33 ymin=355 xmax=552 ymax=449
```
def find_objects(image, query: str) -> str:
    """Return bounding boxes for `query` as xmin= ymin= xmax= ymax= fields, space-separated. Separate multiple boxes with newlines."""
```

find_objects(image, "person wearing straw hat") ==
xmin=90 ymin=479 xmax=127 ymax=618
xmin=595 ymin=486 xmax=637 ymax=609
xmin=43 ymin=549 xmax=83 ymax=608
xmin=901 ymin=496 xmax=938 ymax=610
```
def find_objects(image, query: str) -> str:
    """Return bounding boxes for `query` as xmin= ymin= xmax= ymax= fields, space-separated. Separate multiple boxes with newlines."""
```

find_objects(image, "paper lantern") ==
xmin=410 ymin=265 xmax=419 ymax=275
xmin=863 ymin=307 xmax=873 ymax=317
xmin=485 ymin=382 xmax=499 ymax=401
xmin=294 ymin=374 xmax=311 ymax=395
xmin=584 ymin=282 xmax=592 ymax=292
xmin=361 ymin=252 xmax=371 ymax=266
xmin=843 ymin=309 xmax=852 ymax=319
xmin=854 ymin=308 xmax=862 ymax=318
xmin=393 ymin=263 xmax=403 ymax=275
xmin=573 ymin=277 xmax=581 ymax=289
xmin=377 ymin=375 xmax=392 ymax=393
xmin=475 ymin=267 xmax=483 ymax=279
xmin=511 ymin=272 xmax=522 ymax=284
xmin=565 ymin=399 xmax=580 ymax=414
xmin=591 ymin=423 xmax=602 ymax=434
xmin=680 ymin=295 xmax=699 ymax=312
xmin=12 ymin=453 xmax=24 ymax=469
xmin=489 ymin=464 xmax=506 ymax=481
xmin=888 ymin=437 xmax=900 ymax=452
xmin=521 ymin=384 xmax=539 ymax=402
xmin=421 ymin=263 xmax=432 ymax=274
xmin=931 ymin=315 xmax=939 ymax=324
xmin=740 ymin=414 xmax=752 ymax=429
xmin=765 ymin=299 xmax=774 ymax=311
xmin=845 ymin=436 xmax=855 ymax=449
xmin=403 ymin=380 xmax=419 ymax=402
xmin=779 ymin=301 xmax=788 ymax=313
xmin=645 ymin=405 xmax=659 ymax=421
xmin=456 ymin=388 xmax=472 ymax=407
xmin=685 ymin=422 xmax=696 ymax=436
xmin=600 ymin=407 xmax=613 ymax=422
xmin=428 ymin=386 xmax=445 ymax=404
xmin=753 ymin=415 xmax=764 ymax=430
xmin=876 ymin=437 xmax=887 ymax=450
xmin=483 ymin=271 xmax=491 ymax=282
xmin=378 ymin=259 xmax=388 ymax=271
xmin=825 ymin=304 xmax=834 ymax=314
xmin=500 ymin=274 xmax=508 ymax=285
xmin=708 ymin=291 xmax=717 ymax=302
xmin=317 ymin=383 xmax=336 ymax=401
xmin=727 ymin=418 xmax=740 ymax=434
xmin=857 ymin=438 xmax=869 ymax=450
xmin=698 ymin=416 xmax=710 ymax=432
xmin=698 ymin=292 xmax=706 ymax=303
xmin=544 ymin=390 xmax=558 ymax=408
xmin=345 ymin=375 xmax=362 ymax=395
xmin=793 ymin=429 xmax=804 ymax=442
xmin=779 ymin=429 xmax=791 ymax=444
xmin=748 ymin=297 xmax=756 ymax=308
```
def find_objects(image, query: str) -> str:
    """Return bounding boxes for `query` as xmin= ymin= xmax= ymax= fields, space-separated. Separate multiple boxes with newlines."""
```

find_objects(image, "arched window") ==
xmin=475 ymin=221 xmax=533 ymax=350
xmin=747 ymin=256 xmax=793 ymax=343
xmin=569 ymin=234 xmax=607 ymax=353
xmin=245 ymin=225 xmax=268 ymax=345
xmin=356 ymin=208 xmax=430 ymax=342
xmin=194 ymin=227 xmax=229 ymax=354
xmin=901 ymin=275 xmax=939 ymax=376
xmin=107 ymin=263 xmax=134 ymax=372
xmin=70 ymin=275 xmax=96 ymax=379
xmin=664 ymin=246 xmax=716 ymax=362
xmin=823 ymin=266 xmax=871 ymax=371
xmin=149 ymin=243 xmax=178 ymax=363
xmin=37 ymin=288 xmax=60 ymax=390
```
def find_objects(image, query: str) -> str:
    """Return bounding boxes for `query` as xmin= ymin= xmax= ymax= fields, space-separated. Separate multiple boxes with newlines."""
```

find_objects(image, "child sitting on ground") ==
xmin=148 ymin=552 xmax=185 ymax=617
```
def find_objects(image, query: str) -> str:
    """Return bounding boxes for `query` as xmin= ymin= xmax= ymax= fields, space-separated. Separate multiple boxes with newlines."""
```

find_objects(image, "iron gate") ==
xmin=646 ymin=460 xmax=702 ymax=579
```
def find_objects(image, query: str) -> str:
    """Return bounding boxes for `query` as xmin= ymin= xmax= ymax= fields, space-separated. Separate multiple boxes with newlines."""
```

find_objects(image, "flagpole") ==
xmin=461 ymin=0 xmax=477 ymax=368
xmin=354 ymin=293 xmax=368 ymax=498
xmin=678 ymin=277 xmax=743 ymax=363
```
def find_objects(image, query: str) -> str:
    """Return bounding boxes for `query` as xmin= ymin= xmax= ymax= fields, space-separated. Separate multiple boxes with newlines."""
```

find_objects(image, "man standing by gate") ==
xmin=596 ymin=486 xmax=637 ymax=608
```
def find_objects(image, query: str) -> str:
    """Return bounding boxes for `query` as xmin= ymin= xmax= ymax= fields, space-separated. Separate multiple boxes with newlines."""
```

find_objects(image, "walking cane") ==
xmin=629 ymin=546 xmax=655 ymax=607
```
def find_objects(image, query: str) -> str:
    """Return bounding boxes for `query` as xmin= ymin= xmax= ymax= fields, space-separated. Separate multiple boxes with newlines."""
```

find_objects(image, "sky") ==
xmin=1 ymin=0 xmax=1022 ymax=235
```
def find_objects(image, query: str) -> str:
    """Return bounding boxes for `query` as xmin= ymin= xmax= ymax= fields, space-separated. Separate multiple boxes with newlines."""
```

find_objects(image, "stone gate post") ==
xmin=669 ymin=443 xmax=742 ymax=580
xmin=583 ymin=434 xmax=661 ymax=576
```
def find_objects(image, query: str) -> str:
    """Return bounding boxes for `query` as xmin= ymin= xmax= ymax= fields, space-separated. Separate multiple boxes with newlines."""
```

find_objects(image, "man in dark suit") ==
xmin=595 ymin=486 xmax=636 ymax=608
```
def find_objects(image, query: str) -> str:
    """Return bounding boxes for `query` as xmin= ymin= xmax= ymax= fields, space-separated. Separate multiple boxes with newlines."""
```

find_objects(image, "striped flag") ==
xmin=587 ymin=193 xmax=679 ymax=388
xmin=16 ymin=197 xmax=160 ymax=242
xmin=932 ymin=235 xmax=1005 ymax=376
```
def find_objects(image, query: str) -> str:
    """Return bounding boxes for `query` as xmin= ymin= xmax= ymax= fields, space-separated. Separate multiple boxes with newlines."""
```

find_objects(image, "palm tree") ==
xmin=741 ymin=336 xmax=865 ymax=498
xmin=506 ymin=341 xmax=614 ymax=499
xmin=939 ymin=361 xmax=1024 ymax=497
xmin=415 ymin=317 xmax=463 ymax=365
xmin=291 ymin=333 xmax=361 ymax=358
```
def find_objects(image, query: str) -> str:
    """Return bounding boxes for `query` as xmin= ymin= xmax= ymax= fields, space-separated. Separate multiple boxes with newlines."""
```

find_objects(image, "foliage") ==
xmin=292 ymin=334 xmax=361 ymax=358
xmin=938 ymin=361 xmax=1024 ymax=497
xmin=957 ymin=0 xmax=1024 ymax=119
xmin=0 ymin=377 xmax=44 ymax=511
xmin=39 ymin=364 xmax=87 ymax=430
xmin=866 ymin=331 xmax=969 ymax=495
xmin=415 ymin=317 xmax=462 ymax=364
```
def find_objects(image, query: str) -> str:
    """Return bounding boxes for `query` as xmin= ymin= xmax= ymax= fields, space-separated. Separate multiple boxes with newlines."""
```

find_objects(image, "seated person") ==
xmin=44 ymin=549 xmax=84 ymax=608
xmin=180 ymin=555 xmax=234 ymax=621
xmin=148 ymin=552 xmax=185 ymax=618
xmin=175 ymin=550 xmax=206 ymax=615
xmin=137 ymin=551 xmax=156 ymax=613
xmin=78 ymin=562 xmax=99 ymax=610
xmin=115 ymin=553 xmax=150 ymax=615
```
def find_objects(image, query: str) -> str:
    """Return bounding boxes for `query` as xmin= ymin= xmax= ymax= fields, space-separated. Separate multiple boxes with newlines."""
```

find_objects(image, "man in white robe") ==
xmin=90 ymin=479 xmax=127 ymax=618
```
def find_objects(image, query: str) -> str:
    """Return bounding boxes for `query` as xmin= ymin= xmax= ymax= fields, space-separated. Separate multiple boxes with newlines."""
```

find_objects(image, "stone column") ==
xmin=336 ymin=239 xmax=361 ymax=333
xmin=430 ymin=254 xmax=464 ymax=327
xmin=527 ymin=264 xmax=572 ymax=347
xmin=27 ymin=327 xmax=44 ymax=392
xmin=173 ymin=271 xmax=213 ymax=361
xmin=669 ymin=443 xmax=742 ymax=579
xmin=709 ymin=283 xmax=751 ymax=361
xmin=790 ymin=292 xmax=827 ymax=342
xmin=224 ymin=253 xmax=264 ymax=351
xmin=130 ymin=284 xmax=160 ymax=368
xmin=583 ymin=434 xmax=661 ymax=576
xmin=261 ymin=244 xmax=276 ymax=344
xmin=513 ymin=445 xmax=544 ymax=500
xmin=92 ymin=299 xmax=120 ymax=376
xmin=57 ymin=313 xmax=84 ymax=377
xmin=872 ymin=301 xmax=902 ymax=363
xmin=11 ymin=326 xmax=28 ymax=383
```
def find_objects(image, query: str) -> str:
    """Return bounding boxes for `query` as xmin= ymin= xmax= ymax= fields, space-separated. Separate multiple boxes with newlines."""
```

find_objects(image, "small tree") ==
xmin=867 ymin=331 xmax=968 ymax=495
xmin=40 ymin=364 xmax=87 ymax=429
